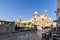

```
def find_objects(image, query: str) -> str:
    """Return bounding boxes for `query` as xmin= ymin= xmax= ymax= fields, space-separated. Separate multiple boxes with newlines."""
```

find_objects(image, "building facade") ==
xmin=16 ymin=9 xmax=57 ymax=30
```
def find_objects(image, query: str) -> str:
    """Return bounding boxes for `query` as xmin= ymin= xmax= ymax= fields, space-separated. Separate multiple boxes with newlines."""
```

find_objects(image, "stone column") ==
xmin=11 ymin=24 xmax=15 ymax=32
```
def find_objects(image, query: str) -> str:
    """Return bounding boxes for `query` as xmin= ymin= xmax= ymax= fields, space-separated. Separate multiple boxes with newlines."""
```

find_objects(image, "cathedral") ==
xmin=16 ymin=9 xmax=56 ymax=30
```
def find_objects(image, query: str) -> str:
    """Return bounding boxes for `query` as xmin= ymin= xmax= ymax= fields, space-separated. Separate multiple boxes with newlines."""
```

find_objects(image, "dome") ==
xmin=33 ymin=10 xmax=39 ymax=16
xmin=34 ymin=10 xmax=38 ymax=14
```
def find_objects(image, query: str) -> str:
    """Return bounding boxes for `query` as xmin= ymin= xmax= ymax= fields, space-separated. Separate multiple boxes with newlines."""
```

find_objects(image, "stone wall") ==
xmin=0 ymin=25 xmax=8 ymax=34
xmin=0 ymin=24 xmax=16 ymax=34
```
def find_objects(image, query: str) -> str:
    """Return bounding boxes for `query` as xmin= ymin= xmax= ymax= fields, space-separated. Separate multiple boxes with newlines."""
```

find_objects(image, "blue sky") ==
xmin=0 ymin=0 xmax=57 ymax=21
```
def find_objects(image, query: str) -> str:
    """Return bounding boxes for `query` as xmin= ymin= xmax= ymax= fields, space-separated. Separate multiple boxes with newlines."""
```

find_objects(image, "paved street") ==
xmin=0 ymin=30 xmax=43 ymax=40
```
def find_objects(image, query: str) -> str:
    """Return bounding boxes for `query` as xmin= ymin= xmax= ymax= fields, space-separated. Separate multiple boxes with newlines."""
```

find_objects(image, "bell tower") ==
xmin=56 ymin=0 xmax=60 ymax=27
xmin=56 ymin=0 xmax=60 ymax=20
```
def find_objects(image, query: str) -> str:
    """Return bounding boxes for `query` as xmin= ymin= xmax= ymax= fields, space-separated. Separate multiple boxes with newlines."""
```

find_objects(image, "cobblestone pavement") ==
xmin=0 ymin=30 xmax=43 ymax=40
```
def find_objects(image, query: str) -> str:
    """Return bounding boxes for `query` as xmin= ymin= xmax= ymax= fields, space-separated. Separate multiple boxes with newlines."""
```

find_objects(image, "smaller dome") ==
xmin=43 ymin=9 xmax=48 ymax=17
xmin=17 ymin=16 xmax=22 ymax=22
